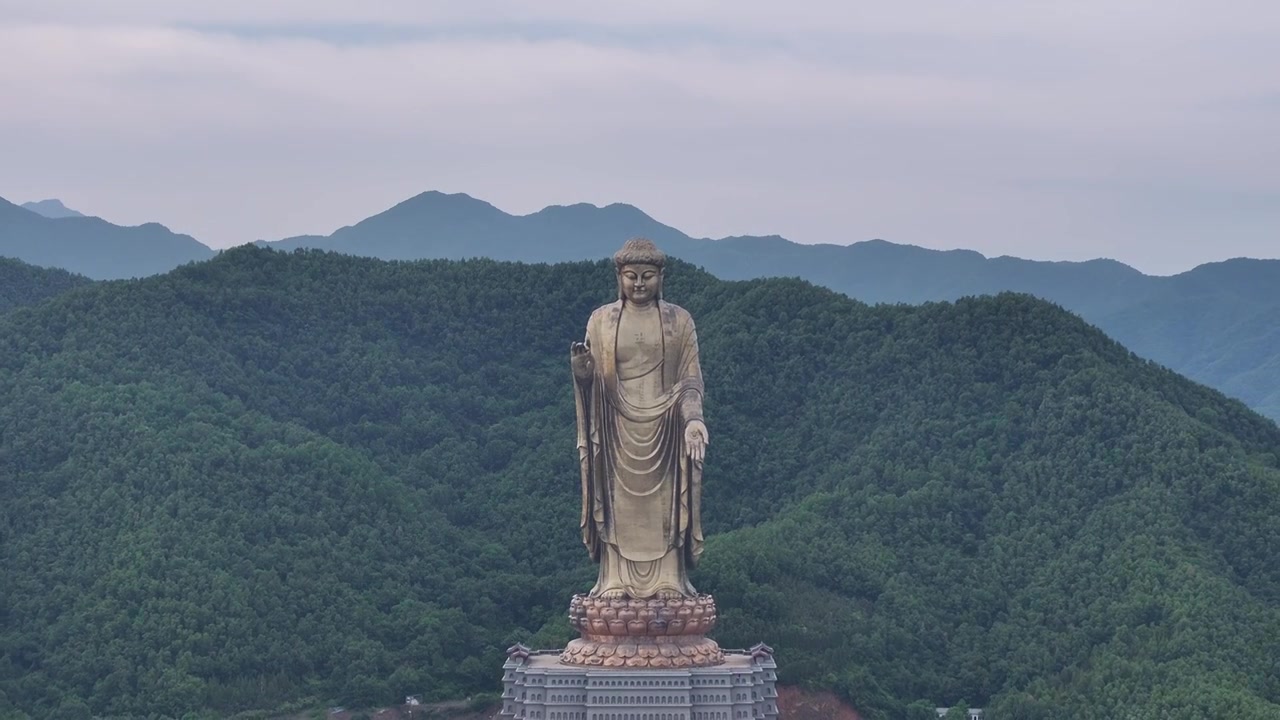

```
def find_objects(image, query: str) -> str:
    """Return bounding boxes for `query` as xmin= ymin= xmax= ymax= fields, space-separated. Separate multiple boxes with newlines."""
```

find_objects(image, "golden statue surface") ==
xmin=563 ymin=238 xmax=722 ymax=668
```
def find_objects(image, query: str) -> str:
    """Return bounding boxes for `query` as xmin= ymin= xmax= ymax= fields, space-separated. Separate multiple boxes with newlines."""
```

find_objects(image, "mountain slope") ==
xmin=260 ymin=192 xmax=1280 ymax=423
xmin=0 ymin=257 xmax=94 ymax=313
xmin=0 ymin=196 xmax=214 ymax=279
xmin=0 ymin=247 xmax=1276 ymax=719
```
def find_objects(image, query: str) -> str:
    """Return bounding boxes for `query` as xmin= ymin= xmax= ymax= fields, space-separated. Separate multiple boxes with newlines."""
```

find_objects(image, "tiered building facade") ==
xmin=500 ymin=644 xmax=779 ymax=720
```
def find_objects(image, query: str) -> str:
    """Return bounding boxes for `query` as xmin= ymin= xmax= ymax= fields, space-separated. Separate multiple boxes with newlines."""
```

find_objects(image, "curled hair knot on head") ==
xmin=613 ymin=238 xmax=666 ymax=270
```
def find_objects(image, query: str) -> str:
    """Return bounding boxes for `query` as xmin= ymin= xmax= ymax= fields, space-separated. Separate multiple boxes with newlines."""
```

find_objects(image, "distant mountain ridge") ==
xmin=266 ymin=191 xmax=690 ymax=262
xmin=266 ymin=191 xmax=1155 ymax=314
xmin=2 ymin=187 xmax=1274 ymax=419
xmin=21 ymin=198 xmax=85 ymax=219
xmin=0 ymin=195 xmax=214 ymax=279
xmin=262 ymin=191 xmax=1280 ymax=421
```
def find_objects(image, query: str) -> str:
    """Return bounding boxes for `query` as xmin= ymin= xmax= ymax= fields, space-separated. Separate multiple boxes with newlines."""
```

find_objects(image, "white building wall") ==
xmin=501 ymin=648 xmax=778 ymax=720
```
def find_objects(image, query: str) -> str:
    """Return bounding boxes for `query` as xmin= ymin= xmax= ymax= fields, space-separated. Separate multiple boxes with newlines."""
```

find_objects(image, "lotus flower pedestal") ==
xmin=559 ymin=593 xmax=725 ymax=669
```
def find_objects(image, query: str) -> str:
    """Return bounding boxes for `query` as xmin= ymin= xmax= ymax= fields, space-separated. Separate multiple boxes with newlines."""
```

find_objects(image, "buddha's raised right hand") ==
xmin=571 ymin=341 xmax=593 ymax=381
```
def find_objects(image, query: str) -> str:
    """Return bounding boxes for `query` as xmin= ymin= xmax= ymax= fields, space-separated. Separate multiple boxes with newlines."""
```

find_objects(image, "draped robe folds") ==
xmin=573 ymin=300 xmax=705 ymax=598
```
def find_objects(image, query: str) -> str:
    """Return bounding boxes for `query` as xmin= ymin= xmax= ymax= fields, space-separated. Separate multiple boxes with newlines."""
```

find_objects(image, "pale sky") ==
xmin=2 ymin=1 xmax=1278 ymax=275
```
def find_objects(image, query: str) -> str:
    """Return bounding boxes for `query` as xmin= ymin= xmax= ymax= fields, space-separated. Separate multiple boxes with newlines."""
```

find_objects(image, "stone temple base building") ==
xmin=500 ymin=644 xmax=779 ymax=720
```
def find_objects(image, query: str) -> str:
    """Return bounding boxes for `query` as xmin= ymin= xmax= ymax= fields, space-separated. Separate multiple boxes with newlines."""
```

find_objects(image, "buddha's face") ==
xmin=619 ymin=263 xmax=662 ymax=305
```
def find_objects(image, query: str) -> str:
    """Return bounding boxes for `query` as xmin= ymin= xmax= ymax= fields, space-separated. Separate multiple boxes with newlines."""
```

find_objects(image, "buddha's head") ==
xmin=614 ymin=238 xmax=666 ymax=304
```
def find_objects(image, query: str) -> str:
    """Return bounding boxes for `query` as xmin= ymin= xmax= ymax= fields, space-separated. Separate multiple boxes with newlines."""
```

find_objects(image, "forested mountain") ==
xmin=0 ymin=196 xmax=214 ymax=280
xmin=0 ymin=258 xmax=93 ymax=313
xmin=1 ymin=247 xmax=1277 ymax=720
xmin=261 ymin=191 xmax=1280 ymax=423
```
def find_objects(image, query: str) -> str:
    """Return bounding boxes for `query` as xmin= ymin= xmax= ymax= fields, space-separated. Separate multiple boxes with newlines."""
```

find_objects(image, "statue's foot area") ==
xmin=567 ymin=593 xmax=718 ymax=637
xmin=562 ymin=594 xmax=723 ymax=667
xmin=591 ymin=589 xmax=688 ymax=600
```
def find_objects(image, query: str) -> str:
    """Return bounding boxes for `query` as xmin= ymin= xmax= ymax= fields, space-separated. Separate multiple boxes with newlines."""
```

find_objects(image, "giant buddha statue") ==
xmin=561 ymin=238 xmax=723 ymax=668
xmin=570 ymin=237 xmax=709 ymax=600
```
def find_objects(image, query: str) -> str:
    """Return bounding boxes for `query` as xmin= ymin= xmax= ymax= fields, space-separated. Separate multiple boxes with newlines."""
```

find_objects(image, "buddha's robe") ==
xmin=573 ymin=299 xmax=705 ymax=598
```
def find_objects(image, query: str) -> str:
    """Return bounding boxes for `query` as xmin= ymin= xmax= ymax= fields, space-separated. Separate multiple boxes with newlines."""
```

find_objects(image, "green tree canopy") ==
xmin=0 ymin=247 xmax=1276 ymax=719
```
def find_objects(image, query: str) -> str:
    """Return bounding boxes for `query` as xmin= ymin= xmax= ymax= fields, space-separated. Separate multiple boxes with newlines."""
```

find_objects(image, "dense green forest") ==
xmin=1 ymin=247 xmax=1277 ymax=719
xmin=0 ymin=258 xmax=93 ymax=314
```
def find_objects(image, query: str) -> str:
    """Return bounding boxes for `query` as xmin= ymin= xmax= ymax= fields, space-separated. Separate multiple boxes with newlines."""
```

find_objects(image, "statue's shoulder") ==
xmin=587 ymin=301 xmax=622 ymax=326
xmin=661 ymin=301 xmax=695 ymax=324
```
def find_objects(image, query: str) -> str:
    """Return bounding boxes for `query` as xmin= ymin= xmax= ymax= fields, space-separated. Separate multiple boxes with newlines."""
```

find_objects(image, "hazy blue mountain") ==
xmin=0 ymin=195 xmax=214 ymax=279
xmin=266 ymin=191 xmax=689 ymax=262
xmin=20 ymin=198 xmax=86 ymax=219
xmin=1094 ymin=259 xmax=1280 ymax=420
xmin=261 ymin=191 xmax=1280 ymax=421
xmin=0 ymin=256 xmax=94 ymax=313
xmin=265 ymin=192 xmax=1149 ymax=316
